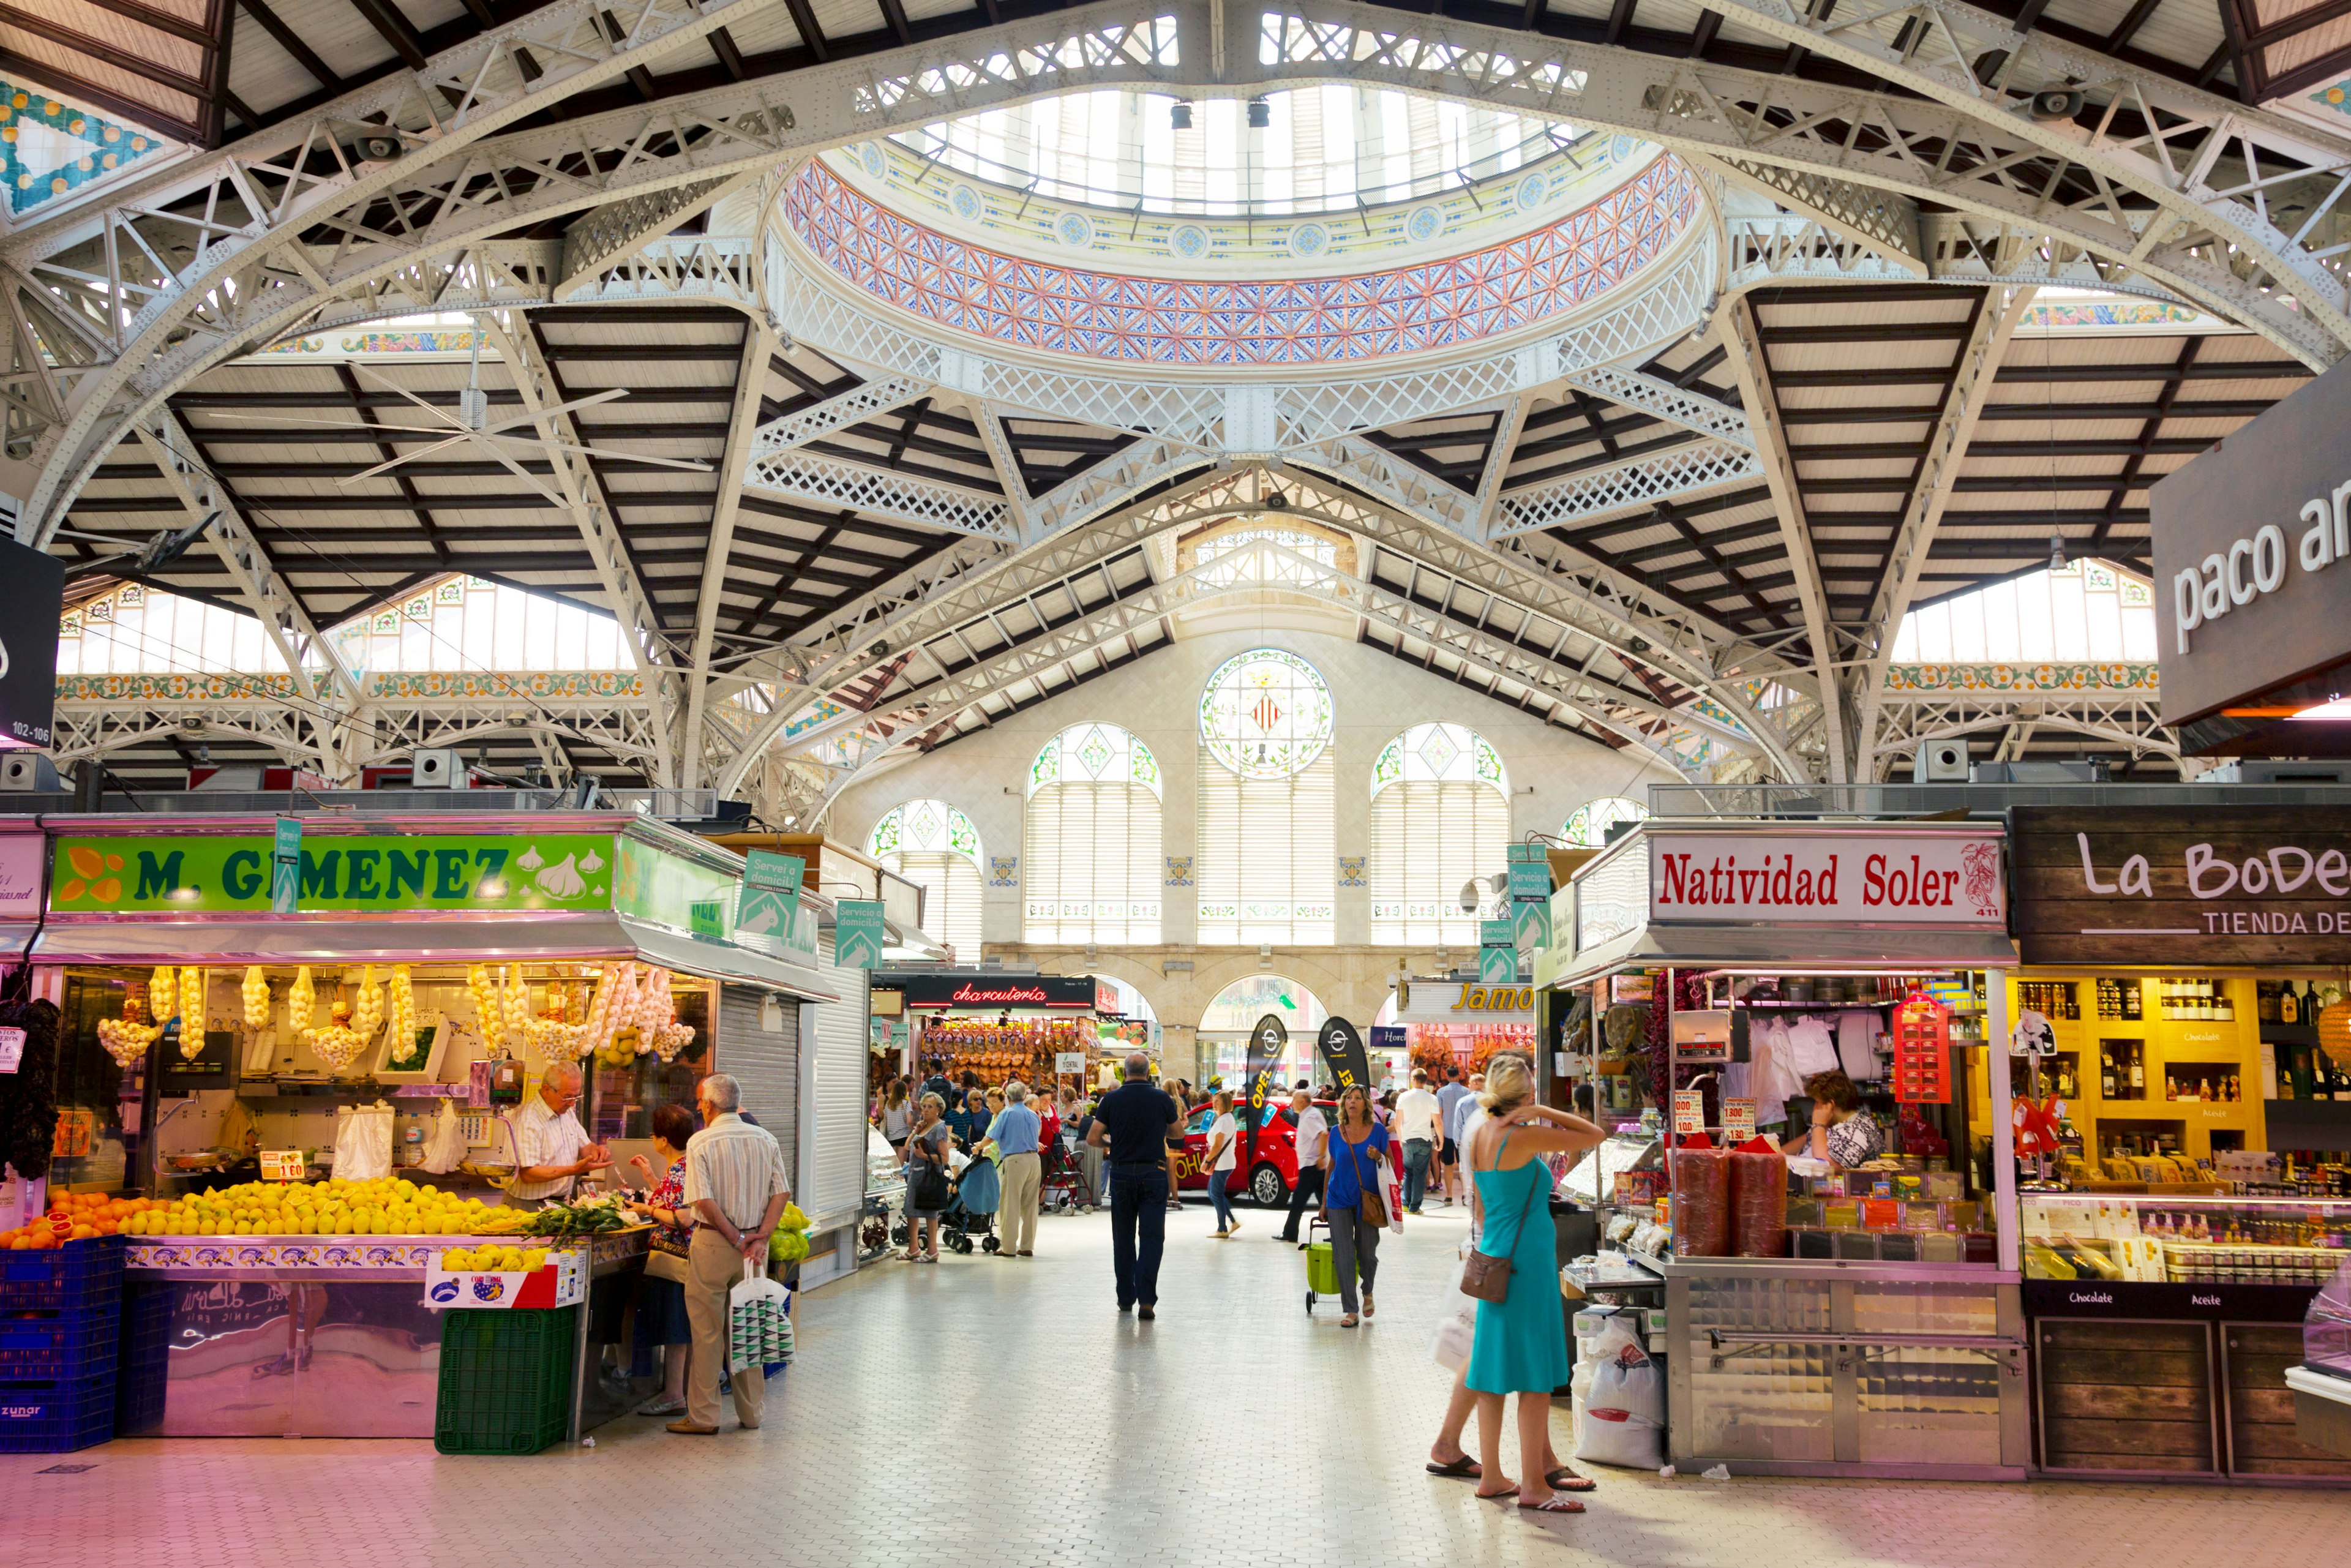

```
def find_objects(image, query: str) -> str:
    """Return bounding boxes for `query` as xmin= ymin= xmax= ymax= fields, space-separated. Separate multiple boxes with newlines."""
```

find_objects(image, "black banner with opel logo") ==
xmin=1316 ymin=1017 xmax=1373 ymax=1099
xmin=1242 ymin=1013 xmax=1285 ymax=1165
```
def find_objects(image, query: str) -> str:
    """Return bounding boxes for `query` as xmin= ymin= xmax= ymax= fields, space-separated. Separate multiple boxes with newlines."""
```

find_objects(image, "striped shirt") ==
xmin=508 ymin=1094 xmax=591 ymax=1204
xmin=684 ymin=1111 xmax=790 ymax=1229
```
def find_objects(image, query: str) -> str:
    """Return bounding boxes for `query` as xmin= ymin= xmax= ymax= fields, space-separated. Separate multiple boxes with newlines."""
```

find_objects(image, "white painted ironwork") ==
xmin=743 ymin=450 xmax=1018 ymax=539
xmin=1491 ymin=441 xmax=1763 ymax=538
xmin=750 ymin=373 xmax=934 ymax=460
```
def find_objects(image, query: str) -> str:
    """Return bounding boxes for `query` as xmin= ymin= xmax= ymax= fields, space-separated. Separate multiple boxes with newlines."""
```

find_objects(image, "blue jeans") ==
xmin=1108 ymin=1165 xmax=1169 ymax=1308
xmin=1403 ymin=1139 xmax=1434 ymax=1212
xmin=1209 ymin=1167 xmax=1235 ymax=1231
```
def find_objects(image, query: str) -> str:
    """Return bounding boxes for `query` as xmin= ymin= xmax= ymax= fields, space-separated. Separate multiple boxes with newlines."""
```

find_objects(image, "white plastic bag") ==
xmin=419 ymin=1098 xmax=466 ymax=1175
xmin=1431 ymin=1301 xmax=1475 ymax=1371
xmin=1574 ymin=1318 xmax=1666 ymax=1469
xmin=729 ymin=1258 xmax=793 ymax=1369
xmin=1381 ymin=1157 xmax=1405 ymax=1236
xmin=332 ymin=1101 xmax=394 ymax=1182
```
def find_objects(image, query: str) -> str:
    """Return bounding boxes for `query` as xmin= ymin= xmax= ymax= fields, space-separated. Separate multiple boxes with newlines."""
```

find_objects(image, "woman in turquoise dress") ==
xmin=1465 ymin=1053 xmax=1605 ymax=1513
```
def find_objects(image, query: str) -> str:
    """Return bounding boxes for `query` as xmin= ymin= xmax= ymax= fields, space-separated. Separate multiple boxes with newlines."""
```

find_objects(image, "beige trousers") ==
xmin=684 ymin=1228 xmax=764 ymax=1430
xmin=999 ymin=1151 xmax=1041 ymax=1253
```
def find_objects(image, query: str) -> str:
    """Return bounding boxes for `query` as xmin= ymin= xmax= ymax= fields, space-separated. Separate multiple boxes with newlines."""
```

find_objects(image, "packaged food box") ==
xmin=1823 ymin=1199 xmax=1861 ymax=1230
xmin=1861 ymin=1198 xmax=1902 ymax=1231
xmin=1924 ymin=1171 xmax=1963 ymax=1201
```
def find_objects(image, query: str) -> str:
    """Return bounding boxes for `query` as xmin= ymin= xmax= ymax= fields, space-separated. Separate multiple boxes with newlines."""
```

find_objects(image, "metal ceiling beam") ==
xmin=750 ymin=373 xmax=934 ymax=459
xmin=683 ymin=322 xmax=776 ymax=793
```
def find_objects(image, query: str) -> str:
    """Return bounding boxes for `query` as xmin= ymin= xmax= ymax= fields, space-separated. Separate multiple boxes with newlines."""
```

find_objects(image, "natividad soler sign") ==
xmin=2150 ymin=351 xmax=2351 ymax=728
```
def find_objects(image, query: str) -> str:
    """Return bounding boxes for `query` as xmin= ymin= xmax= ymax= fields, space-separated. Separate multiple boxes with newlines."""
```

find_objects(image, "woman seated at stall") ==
xmin=1802 ymin=1070 xmax=1884 ymax=1169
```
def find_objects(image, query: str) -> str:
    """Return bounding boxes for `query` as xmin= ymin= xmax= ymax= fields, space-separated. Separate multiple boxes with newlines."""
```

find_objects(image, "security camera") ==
xmin=1458 ymin=877 xmax=1483 ymax=915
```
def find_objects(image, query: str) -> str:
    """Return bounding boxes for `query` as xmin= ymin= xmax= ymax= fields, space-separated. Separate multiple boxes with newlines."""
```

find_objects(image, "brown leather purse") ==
xmin=1458 ymin=1129 xmax=1522 ymax=1304
xmin=1348 ymin=1135 xmax=1389 ymax=1229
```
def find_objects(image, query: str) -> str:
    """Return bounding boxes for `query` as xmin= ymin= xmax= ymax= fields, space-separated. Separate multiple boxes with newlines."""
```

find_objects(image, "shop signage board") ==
xmin=1645 ymin=829 xmax=2006 ymax=925
xmin=2150 ymin=352 xmax=2351 ymax=728
xmin=2022 ymin=1278 xmax=2320 ymax=1324
xmin=892 ymin=974 xmax=1098 ymax=1010
xmin=50 ymin=831 xmax=620 ymax=913
xmin=1479 ymin=918 xmax=1517 ymax=983
xmin=1054 ymin=1051 xmax=1085 ymax=1075
xmin=0 ymin=535 xmax=63 ymax=751
xmin=0 ymin=832 xmax=42 ymax=920
xmin=743 ymin=849 xmax=804 ymax=896
xmin=834 ymin=900 xmax=885 ymax=968
xmin=2012 ymin=806 xmax=2351 ymax=964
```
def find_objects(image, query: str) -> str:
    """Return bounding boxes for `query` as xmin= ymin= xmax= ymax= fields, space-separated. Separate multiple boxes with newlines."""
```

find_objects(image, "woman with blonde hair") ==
xmin=1462 ymin=1052 xmax=1605 ymax=1511
xmin=1318 ymin=1084 xmax=1392 ymax=1327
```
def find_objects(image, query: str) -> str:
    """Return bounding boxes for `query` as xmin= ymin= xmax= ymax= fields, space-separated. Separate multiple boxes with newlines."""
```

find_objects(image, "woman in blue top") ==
xmin=1465 ymin=1052 xmax=1605 ymax=1513
xmin=1318 ymin=1085 xmax=1390 ymax=1327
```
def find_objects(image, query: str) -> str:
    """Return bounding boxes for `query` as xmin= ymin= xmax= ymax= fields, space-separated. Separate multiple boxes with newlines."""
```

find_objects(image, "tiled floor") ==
xmin=6 ymin=1199 xmax=2348 ymax=1566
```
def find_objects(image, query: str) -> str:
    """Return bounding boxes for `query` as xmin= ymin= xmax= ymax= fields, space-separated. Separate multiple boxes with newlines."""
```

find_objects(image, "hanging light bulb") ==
xmin=2049 ymin=531 xmax=2067 ymax=571
xmin=1247 ymin=97 xmax=1270 ymax=129
xmin=1171 ymin=100 xmax=1193 ymax=130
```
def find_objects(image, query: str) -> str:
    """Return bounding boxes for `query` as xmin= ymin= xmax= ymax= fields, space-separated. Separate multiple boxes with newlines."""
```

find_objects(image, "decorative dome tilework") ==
xmin=782 ymin=158 xmax=1700 ymax=367
xmin=1288 ymin=222 xmax=1330 ymax=258
xmin=1169 ymin=223 xmax=1210 ymax=260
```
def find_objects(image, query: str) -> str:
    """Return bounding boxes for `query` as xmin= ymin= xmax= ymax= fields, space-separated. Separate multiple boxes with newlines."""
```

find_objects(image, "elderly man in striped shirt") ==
xmin=669 ymin=1073 xmax=792 ymax=1436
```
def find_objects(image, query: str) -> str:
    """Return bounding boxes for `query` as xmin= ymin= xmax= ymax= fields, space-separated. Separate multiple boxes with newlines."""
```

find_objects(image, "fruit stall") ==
xmin=6 ymin=809 xmax=836 ymax=1447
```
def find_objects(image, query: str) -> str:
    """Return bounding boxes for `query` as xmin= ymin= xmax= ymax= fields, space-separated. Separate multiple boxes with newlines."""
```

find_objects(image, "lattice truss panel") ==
xmin=1870 ymin=693 xmax=2180 ymax=768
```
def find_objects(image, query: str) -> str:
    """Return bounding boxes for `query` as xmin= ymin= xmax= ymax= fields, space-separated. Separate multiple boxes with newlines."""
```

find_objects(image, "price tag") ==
xmin=1054 ymin=1052 xmax=1085 ymax=1075
xmin=1722 ymin=1098 xmax=1756 ymax=1143
xmin=1673 ymin=1089 xmax=1706 ymax=1136
xmin=260 ymin=1150 xmax=306 ymax=1182
xmin=0 ymin=1025 xmax=23 ymax=1073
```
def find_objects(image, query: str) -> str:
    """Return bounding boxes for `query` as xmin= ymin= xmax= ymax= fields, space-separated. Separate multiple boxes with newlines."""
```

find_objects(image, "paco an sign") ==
xmin=2011 ymin=806 xmax=2351 ymax=964
xmin=2152 ymin=353 xmax=2351 ymax=727
xmin=1645 ymin=830 xmax=2006 ymax=926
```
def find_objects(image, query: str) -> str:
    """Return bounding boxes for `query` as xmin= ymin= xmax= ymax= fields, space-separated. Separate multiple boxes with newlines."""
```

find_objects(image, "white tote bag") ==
xmin=728 ymin=1258 xmax=794 ymax=1369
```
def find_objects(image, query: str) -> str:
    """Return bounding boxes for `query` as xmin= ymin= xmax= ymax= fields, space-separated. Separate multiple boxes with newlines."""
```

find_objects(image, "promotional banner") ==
xmin=1242 ymin=1012 xmax=1286 ymax=1166
xmin=736 ymin=849 xmax=804 ymax=940
xmin=1507 ymin=842 xmax=1553 ymax=952
xmin=270 ymin=817 xmax=302 ymax=915
xmin=1479 ymin=917 xmax=1518 ymax=983
xmin=834 ymin=900 xmax=886 ymax=968
xmin=1315 ymin=1016 xmax=1373 ymax=1099
xmin=0 ymin=536 xmax=62 ymax=751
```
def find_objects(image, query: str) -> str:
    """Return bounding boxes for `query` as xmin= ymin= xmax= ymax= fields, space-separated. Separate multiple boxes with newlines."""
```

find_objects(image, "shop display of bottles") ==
xmin=2257 ymin=979 xmax=2327 ymax=1026
xmin=2018 ymin=980 xmax=2079 ymax=1019
xmin=2160 ymin=1069 xmax=2241 ymax=1102
xmin=2156 ymin=978 xmax=2234 ymax=1021
xmin=2093 ymin=978 xmax=2142 ymax=1021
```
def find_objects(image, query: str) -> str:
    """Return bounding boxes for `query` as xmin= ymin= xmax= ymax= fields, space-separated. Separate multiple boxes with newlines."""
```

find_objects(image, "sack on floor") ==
xmin=1573 ymin=1319 xmax=1664 ymax=1469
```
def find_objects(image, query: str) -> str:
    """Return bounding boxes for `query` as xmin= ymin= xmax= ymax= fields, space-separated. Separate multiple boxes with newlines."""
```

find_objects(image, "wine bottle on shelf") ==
xmin=2129 ymin=1051 xmax=2144 ymax=1093
xmin=2284 ymin=981 xmax=2303 ymax=1026
xmin=2101 ymin=1051 xmax=2117 ymax=1099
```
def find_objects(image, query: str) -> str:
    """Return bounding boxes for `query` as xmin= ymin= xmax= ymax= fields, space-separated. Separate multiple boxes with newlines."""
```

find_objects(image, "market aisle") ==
xmin=6 ymin=1200 xmax=2349 ymax=1567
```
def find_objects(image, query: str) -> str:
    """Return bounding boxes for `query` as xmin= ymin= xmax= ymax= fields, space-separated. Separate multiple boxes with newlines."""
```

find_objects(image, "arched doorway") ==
xmin=1196 ymin=974 xmax=1328 ymax=1090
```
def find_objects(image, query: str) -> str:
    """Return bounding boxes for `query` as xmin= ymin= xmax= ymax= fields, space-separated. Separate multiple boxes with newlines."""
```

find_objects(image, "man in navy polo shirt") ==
xmin=1086 ymin=1052 xmax=1180 ymax=1320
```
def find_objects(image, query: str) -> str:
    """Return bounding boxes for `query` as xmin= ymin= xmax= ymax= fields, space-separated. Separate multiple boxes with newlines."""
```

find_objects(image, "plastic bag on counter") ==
xmin=1574 ymin=1318 xmax=1665 ymax=1469
xmin=1728 ymin=1147 xmax=1789 ymax=1258
xmin=1671 ymin=1147 xmax=1731 ymax=1257
xmin=419 ymin=1098 xmax=467 ymax=1176
xmin=332 ymin=1100 xmax=394 ymax=1182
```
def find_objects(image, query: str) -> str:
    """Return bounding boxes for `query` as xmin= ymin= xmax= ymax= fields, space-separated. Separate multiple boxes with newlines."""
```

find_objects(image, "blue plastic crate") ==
xmin=0 ymin=1311 xmax=119 ymax=1381
xmin=114 ymin=1283 xmax=172 ymax=1436
xmin=0 ymin=1237 xmax=127 ymax=1314
xmin=0 ymin=1376 xmax=115 ymax=1454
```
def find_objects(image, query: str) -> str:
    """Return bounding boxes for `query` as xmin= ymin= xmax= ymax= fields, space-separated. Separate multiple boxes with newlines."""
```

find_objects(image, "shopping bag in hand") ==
xmin=729 ymin=1258 xmax=794 ymax=1370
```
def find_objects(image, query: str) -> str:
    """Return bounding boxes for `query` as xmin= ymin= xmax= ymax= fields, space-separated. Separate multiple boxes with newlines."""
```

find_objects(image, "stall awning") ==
xmin=1557 ymin=923 xmax=2019 ymax=988
xmin=0 ymin=923 xmax=34 ymax=962
xmin=30 ymin=914 xmax=838 ymax=1003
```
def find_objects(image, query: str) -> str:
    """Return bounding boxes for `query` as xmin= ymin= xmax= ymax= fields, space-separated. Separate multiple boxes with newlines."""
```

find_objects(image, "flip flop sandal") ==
xmin=1545 ymin=1470 xmax=1598 ymax=1492
xmin=1424 ymin=1457 xmax=1482 ymax=1479
xmin=1522 ymin=1495 xmax=1586 ymax=1514
xmin=1474 ymin=1487 xmax=1518 ymax=1504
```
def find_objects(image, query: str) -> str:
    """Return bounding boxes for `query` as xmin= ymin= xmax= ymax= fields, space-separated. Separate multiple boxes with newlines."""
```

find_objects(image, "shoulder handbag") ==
xmin=910 ymin=1135 xmax=951 ymax=1210
xmin=1349 ymin=1135 xmax=1390 ymax=1230
xmin=1459 ymin=1129 xmax=1525 ymax=1304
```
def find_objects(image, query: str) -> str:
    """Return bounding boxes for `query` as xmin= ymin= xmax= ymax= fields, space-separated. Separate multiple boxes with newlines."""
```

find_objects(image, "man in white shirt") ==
xmin=1392 ymin=1069 xmax=1445 ymax=1215
xmin=1273 ymin=1085 xmax=1327 ymax=1245
xmin=672 ymin=1073 xmax=790 ymax=1436
xmin=507 ymin=1062 xmax=609 ymax=1205
xmin=1433 ymin=1067 xmax=1472 ymax=1207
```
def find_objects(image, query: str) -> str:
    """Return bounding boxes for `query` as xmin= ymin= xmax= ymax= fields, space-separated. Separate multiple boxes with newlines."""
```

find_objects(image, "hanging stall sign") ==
xmin=1646 ymin=828 xmax=2006 ymax=925
xmin=743 ymin=849 xmax=804 ymax=897
xmin=1316 ymin=1017 xmax=1373 ymax=1097
xmin=2012 ymin=806 xmax=2351 ymax=965
xmin=0 ymin=535 xmax=62 ymax=751
xmin=890 ymin=974 xmax=1100 ymax=1010
xmin=833 ymin=901 xmax=886 ymax=968
xmin=1479 ymin=918 xmax=1518 ymax=983
xmin=269 ymin=817 xmax=302 ymax=915
xmin=1891 ymin=992 xmax=1952 ymax=1104
xmin=50 ymin=831 xmax=621 ymax=915
xmin=0 ymin=831 xmax=42 ymax=920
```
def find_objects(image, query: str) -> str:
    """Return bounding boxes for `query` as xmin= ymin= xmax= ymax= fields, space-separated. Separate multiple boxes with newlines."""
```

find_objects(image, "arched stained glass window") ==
xmin=868 ymin=800 xmax=986 ymax=964
xmin=1196 ymin=649 xmax=1336 ymax=943
xmin=1563 ymin=795 xmax=1648 ymax=847
xmin=1024 ymin=724 xmax=1162 ymax=943
xmin=1369 ymin=724 xmax=1511 ymax=945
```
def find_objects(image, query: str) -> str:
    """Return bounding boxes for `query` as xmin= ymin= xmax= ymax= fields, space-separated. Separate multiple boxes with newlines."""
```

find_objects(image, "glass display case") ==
xmin=2020 ymin=1193 xmax=2351 ymax=1286
xmin=2310 ymin=1257 xmax=2351 ymax=1384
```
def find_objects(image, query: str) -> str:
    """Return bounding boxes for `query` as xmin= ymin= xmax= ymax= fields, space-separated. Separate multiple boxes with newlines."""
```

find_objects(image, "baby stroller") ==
xmin=1038 ymin=1134 xmax=1092 ymax=1214
xmin=942 ymin=1150 xmax=1002 ymax=1255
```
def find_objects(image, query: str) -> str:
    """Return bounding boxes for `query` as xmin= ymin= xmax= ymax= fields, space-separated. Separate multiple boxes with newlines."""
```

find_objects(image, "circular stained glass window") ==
xmin=1199 ymin=648 xmax=1334 ymax=780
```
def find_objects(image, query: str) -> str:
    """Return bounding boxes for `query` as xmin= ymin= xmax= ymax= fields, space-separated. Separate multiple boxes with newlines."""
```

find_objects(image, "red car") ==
xmin=1172 ymin=1100 xmax=1406 ymax=1207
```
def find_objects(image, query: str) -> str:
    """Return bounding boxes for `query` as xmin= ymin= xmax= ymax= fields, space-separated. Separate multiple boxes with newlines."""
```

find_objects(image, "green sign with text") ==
xmin=51 ymin=834 xmax=620 ymax=914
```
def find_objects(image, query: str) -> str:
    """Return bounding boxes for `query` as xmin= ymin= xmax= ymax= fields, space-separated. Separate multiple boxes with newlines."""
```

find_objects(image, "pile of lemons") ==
xmin=121 ymin=1177 xmax=513 ymax=1237
xmin=441 ymin=1244 xmax=550 ymax=1272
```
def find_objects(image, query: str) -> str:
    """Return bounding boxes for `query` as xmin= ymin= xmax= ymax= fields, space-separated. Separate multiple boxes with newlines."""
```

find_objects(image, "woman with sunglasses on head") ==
xmin=1318 ymin=1085 xmax=1390 ymax=1329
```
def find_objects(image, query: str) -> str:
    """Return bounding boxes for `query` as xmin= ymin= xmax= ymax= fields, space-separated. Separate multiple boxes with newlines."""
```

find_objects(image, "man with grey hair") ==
xmin=670 ymin=1072 xmax=791 ymax=1436
xmin=989 ymin=1079 xmax=1044 ymax=1257
xmin=508 ymin=1059 xmax=609 ymax=1206
xmin=1087 ymin=1052 xmax=1180 ymax=1319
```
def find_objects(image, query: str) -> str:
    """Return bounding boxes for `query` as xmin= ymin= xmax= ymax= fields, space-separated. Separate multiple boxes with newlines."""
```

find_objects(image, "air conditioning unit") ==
xmin=1916 ymin=739 xmax=1970 ymax=782
xmin=410 ymin=747 xmax=463 ymax=789
xmin=0 ymin=752 xmax=60 ymax=791
xmin=2201 ymin=759 xmax=2351 ymax=785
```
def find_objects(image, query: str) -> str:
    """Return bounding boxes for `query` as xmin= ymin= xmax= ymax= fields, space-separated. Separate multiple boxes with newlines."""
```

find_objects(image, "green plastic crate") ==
xmin=1304 ymin=1241 xmax=1338 ymax=1297
xmin=433 ymin=1305 xmax=576 ymax=1456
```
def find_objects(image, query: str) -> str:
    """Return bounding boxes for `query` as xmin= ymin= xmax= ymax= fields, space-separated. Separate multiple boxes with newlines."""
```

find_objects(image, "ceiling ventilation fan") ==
xmin=212 ymin=325 xmax=711 ymax=505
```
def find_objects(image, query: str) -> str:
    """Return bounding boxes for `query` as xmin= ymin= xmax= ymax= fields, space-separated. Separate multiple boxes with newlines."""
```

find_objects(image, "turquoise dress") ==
xmin=1466 ymin=1135 xmax=1570 ymax=1396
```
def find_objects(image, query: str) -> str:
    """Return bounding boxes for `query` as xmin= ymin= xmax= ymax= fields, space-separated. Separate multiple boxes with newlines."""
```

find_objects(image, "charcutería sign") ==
xmin=888 ymin=974 xmax=1098 ymax=1010
xmin=2011 ymin=806 xmax=2351 ymax=964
